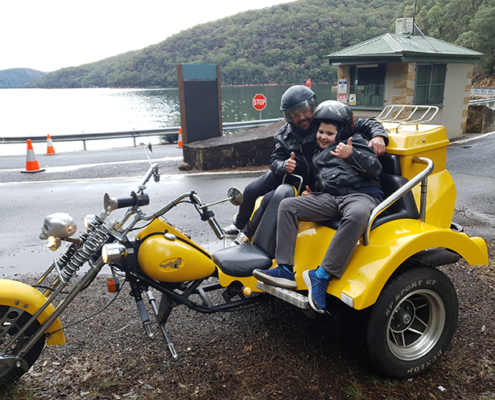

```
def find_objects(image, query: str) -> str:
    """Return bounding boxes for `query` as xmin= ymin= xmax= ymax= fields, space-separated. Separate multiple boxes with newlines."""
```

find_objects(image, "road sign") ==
xmin=252 ymin=94 xmax=267 ymax=111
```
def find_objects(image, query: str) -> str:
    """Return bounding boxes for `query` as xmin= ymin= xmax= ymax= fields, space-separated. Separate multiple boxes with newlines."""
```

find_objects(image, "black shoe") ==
xmin=222 ymin=224 xmax=241 ymax=237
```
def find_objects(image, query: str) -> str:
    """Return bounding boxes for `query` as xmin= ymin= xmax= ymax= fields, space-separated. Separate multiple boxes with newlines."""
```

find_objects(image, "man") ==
xmin=224 ymin=86 xmax=388 ymax=246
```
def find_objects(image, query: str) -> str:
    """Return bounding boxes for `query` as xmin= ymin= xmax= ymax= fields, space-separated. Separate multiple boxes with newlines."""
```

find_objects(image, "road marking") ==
xmin=451 ymin=130 xmax=495 ymax=145
xmin=0 ymin=157 xmax=183 ymax=173
xmin=0 ymin=168 xmax=268 ymax=186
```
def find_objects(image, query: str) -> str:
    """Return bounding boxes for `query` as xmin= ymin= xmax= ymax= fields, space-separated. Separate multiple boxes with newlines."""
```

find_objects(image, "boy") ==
xmin=254 ymin=100 xmax=384 ymax=314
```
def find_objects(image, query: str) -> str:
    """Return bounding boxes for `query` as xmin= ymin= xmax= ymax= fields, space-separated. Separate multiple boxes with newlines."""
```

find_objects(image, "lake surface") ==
xmin=0 ymin=84 xmax=336 ymax=155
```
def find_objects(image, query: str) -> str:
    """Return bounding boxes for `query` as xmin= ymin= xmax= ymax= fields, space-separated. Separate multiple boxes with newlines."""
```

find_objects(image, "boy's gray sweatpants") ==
xmin=275 ymin=192 xmax=380 ymax=278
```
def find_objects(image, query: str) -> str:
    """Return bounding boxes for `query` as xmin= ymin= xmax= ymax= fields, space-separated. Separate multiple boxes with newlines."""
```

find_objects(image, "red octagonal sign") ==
xmin=252 ymin=94 xmax=267 ymax=111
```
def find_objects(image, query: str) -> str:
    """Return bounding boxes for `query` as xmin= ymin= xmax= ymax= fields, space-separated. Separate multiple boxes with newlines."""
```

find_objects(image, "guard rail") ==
xmin=0 ymin=118 xmax=284 ymax=149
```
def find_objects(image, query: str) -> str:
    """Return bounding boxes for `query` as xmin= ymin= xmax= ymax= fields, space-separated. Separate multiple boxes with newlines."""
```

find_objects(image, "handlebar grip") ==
xmin=116 ymin=192 xmax=150 ymax=209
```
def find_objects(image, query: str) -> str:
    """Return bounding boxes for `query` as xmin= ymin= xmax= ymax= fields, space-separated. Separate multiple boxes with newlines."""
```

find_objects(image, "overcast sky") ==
xmin=1 ymin=0 xmax=295 ymax=72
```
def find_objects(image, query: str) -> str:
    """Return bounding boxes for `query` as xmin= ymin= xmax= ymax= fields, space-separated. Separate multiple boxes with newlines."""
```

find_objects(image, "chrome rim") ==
xmin=0 ymin=307 xmax=28 ymax=377
xmin=387 ymin=289 xmax=445 ymax=361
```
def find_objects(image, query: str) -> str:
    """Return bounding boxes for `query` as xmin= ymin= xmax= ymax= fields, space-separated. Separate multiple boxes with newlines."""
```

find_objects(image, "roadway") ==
xmin=0 ymin=134 xmax=494 ymax=277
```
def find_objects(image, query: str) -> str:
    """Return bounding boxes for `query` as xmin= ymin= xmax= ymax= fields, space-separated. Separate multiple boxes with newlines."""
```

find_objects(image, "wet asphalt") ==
xmin=0 ymin=134 xmax=494 ymax=277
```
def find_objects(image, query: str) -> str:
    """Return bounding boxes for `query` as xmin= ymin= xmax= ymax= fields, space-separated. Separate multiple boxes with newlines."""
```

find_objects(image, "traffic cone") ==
xmin=45 ymin=134 xmax=57 ymax=155
xmin=21 ymin=139 xmax=45 ymax=173
xmin=177 ymin=128 xmax=183 ymax=148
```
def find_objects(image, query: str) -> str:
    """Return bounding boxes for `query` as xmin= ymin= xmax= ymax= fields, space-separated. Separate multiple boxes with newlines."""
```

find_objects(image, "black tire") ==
xmin=365 ymin=266 xmax=458 ymax=378
xmin=0 ymin=305 xmax=46 ymax=385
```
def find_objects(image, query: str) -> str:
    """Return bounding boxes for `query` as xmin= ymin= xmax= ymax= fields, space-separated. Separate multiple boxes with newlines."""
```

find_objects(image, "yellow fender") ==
xmin=293 ymin=220 xmax=488 ymax=310
xmin=0 ymin=280 xmax=66 ymax=345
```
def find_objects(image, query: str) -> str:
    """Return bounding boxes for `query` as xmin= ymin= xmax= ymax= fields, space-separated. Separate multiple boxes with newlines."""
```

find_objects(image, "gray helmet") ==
xmin=280 ymin=85 xmax=317 ymax=124
xmin=313 ymin=100 xmax=354 ymax=137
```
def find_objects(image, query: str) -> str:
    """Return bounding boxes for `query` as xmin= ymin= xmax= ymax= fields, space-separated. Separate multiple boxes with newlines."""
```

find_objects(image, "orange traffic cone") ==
xmin=177 ymin=128 xmax=183 ymax=148
xmin=45 ymin=134 xmax=57 ymax=155
xmin=21 ymin=139 xmax=45 ymax=173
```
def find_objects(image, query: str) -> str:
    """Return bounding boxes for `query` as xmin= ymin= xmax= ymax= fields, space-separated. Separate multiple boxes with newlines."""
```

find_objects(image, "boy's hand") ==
xmin=331 ymin=137 xmax=353 ymax=159
xmin=302 ymin=185 xmax=312 ymax=196
xmin=286 ymin=152 xmax=297 ymax=173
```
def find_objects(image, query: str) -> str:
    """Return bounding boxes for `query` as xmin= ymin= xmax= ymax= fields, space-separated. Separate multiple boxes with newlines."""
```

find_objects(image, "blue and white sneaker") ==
xmin=253 ymin=265 xmax=297 ymax=290
xmin=303 ymin=269 xmax=329 ymax=314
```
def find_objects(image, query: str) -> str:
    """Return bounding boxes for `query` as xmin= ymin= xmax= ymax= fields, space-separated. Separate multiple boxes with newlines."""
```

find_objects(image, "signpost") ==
xmin=252 ymin=93 xmax=267 ymax=119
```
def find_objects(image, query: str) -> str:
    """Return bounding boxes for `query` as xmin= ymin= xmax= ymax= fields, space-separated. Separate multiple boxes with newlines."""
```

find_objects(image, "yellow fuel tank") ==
xmin=136 ymin=219 xmax=216 ymax=282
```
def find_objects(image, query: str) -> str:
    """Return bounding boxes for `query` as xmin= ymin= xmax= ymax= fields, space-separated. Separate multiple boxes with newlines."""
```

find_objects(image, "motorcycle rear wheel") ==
xmin=365 ymin=266 xmax=458 ymax=378
xmin=0 ymin=305 xmax=45 ymax=385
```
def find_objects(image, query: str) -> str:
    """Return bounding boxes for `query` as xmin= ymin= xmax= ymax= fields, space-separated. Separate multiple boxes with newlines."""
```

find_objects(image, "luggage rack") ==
xmin=376 ymin=105 xmax=439 ymax=133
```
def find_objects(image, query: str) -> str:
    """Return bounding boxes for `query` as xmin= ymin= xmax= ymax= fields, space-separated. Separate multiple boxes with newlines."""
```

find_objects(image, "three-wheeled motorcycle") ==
xmin=0 ymin=105 xmax=488 ymax=383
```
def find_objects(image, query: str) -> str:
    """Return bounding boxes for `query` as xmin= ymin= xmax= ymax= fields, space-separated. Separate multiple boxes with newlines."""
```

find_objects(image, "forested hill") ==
xmin=0 ymin=68 xmax=46 ymax=88
xmin=27 ymin=0 xmax=493 ymax=89
xmin=27 ymin=0 xmax=404 ymax=88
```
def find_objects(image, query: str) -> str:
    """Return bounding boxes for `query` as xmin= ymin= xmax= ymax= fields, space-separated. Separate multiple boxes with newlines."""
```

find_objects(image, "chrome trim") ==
xmin=256 ymin=281 xmax=309 ymax=309
xmin=376 ymin=105 xmax=439 ymax=132
xmin=363 ymin=157 xmax=434 ymax=246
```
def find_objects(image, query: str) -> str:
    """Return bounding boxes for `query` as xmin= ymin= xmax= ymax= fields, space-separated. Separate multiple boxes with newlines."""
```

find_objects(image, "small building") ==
xmin=325 ymin=19 xmax=483 ymax=139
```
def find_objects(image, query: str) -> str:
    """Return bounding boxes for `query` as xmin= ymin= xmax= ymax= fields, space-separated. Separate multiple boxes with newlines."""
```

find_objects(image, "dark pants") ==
xmin=275 ymin=193 xmax=380 ymax=278
xmin=234 ymin=171 xmax=283 ymax=234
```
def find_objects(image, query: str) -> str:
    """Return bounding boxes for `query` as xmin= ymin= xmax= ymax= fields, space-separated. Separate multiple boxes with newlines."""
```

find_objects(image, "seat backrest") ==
xmin=379 ymin=154 xmax=402 ymax=175
xmin=371 ymin=173 xmax=420 ymax=229
xmin=252 ymin=184 xmax=295 ymax=258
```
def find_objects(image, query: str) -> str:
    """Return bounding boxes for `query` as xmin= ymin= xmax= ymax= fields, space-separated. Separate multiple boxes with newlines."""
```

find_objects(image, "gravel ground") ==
xmin=1 ymin=240 xmax=494 ymax=400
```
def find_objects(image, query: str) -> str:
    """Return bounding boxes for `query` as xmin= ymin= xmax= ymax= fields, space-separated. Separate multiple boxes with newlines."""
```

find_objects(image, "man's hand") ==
xmin=286 ymin=152 xmax=296 ymax=173
xmin=301 ymin=185 xmax=312 ymax=196
xmin=369 ymin=136 xmax=386 ymax=156
xmin=331 ymin=137 xmax=353 ymax=159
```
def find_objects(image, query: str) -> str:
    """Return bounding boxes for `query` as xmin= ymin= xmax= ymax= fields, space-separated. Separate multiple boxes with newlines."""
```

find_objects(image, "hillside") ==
xmin=27 ymin=0 xmax=404 ymax=88
xmin=26 ymin=0 xmax=494 ymax=89
xmin=0 ymin=68 xmax=47 ymax=88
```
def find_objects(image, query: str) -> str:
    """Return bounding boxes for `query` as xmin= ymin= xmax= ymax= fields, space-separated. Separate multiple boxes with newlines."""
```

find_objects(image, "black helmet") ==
xmin=280 ymin=85 xmax=317 ymax=125
xmin=313 ymin=100 xmax=354 ymax=138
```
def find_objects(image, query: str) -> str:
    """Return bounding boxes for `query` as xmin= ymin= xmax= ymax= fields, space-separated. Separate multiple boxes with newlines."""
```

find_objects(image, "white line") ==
xmin=451 ymin=130 xmax=495 ymax=145
xmin=0 ymin=157 xmax=183 ymax=173
xmin=0 ymin=168 xmax=268 ymax=186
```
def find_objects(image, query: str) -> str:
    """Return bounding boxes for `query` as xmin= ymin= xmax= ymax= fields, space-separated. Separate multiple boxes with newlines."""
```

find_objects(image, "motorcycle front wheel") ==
xmin=365 ymin=266 xmax=458 ymax=378
xmin=0 ymin=305 xmax=45 ymax=385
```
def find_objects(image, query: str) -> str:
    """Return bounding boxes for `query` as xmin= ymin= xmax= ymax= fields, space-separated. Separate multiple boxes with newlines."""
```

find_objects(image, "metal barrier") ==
xmin=0 ymin=118 xmax=284 ymax=150
xmin=471 ymin=88 xmax=495 ymax=96
xmin=469 ymin=98 xmax=495 ymax=107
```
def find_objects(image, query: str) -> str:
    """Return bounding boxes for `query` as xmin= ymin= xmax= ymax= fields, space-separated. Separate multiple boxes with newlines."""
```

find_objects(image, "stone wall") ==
xmin=183 ymin=121 xmax=285 ymax=170
xmin=466 ymin=104 xmax=495 ymax=134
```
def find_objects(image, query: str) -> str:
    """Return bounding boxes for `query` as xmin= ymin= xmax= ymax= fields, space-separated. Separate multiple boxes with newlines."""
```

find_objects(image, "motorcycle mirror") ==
xmin=198 ymin=188 xmax=243 ymax=209
xmin=147 ymin=142 xmax=153 ymax=153
xmin=228 ymin=187 xmax=243 ymax=206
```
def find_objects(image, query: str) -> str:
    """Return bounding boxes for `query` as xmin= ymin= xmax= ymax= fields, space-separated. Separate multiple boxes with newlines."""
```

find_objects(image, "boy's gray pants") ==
xmin=275 ymin=192 xmax=380 ymax=278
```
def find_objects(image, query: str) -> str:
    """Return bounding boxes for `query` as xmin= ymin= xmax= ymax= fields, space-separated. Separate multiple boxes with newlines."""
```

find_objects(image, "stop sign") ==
xmin=252 ymin=94 xmax=267 ymax=111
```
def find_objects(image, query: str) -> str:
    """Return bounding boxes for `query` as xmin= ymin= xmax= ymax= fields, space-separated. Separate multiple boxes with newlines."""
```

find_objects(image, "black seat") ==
xmin=322 ymin=154 xmax=420 ymax=231
xmin=212 ymin=184 xmax=296 ymax=277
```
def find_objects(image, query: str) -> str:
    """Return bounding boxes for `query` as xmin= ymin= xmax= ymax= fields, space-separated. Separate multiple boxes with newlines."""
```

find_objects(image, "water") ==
xmin=0 ymin=84 xmax=336 ymax=155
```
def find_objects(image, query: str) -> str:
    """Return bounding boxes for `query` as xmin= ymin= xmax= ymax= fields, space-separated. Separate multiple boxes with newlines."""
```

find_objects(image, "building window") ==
xmin=414 ymin=64 xmax=446 ymax=105
xmin=349 ymin=64 xmax=386 ymax=108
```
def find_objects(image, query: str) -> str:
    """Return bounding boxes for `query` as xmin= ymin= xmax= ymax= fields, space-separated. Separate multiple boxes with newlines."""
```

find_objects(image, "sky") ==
xmin=1 ymin=0 xmax=295 ymax=72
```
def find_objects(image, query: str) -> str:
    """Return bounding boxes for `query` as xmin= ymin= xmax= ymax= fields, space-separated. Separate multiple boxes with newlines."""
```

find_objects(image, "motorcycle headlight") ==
xmin=40 ymin=213 xmax=77 ymax=240
xmin=102 ymin=243 xmax=128 ymax=264
xmin=47 ymin=236 xmax=62 ymax=251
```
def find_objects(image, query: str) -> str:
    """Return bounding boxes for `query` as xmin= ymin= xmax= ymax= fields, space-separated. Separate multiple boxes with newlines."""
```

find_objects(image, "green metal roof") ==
xmin=325 ymin=33 xmax=483 ymax=64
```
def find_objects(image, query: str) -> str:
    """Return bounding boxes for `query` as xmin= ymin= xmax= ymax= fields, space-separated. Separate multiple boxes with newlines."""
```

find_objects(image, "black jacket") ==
xmin=269 ymin=118 xmax=388 ymax=186
xmin=312 ymin=134 xmax=383 ymax=197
